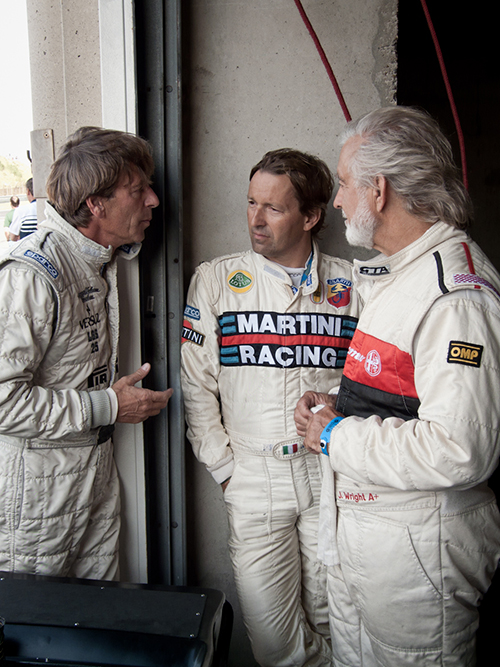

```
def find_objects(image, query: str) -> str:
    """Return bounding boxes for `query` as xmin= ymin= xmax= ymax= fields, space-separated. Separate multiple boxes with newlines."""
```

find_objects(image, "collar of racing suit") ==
xmin=351 ymin=221 xmax=471 ymax=300
xmin=254 ymin=238 xmax=321 ymax=296
xmin=39 ymin=202 xmax=142 ymax=266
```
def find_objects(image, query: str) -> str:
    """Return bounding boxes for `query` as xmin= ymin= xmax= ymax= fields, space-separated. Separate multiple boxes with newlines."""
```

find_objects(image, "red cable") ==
xmin=293 ymin=0 xmax=352 ymax=122
xmin=419 ymin=0 xmax=469 ymax=190
xmin=295 ymin=1 xmax=467 ymax=189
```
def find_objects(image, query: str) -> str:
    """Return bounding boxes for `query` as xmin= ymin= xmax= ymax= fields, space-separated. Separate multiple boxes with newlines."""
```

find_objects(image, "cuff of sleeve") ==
xmin=106 ymin=388 xmax=119 ymax=424
xmin=208 ymin=454 xmax=235 ymax=485
xmin=88 ymin=390 xmax=113 ymax=428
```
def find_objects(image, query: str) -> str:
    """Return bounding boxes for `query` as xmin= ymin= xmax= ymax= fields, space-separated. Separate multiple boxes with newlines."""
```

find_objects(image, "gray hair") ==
xmin=340 ymin=106 xmax=473 ymax=230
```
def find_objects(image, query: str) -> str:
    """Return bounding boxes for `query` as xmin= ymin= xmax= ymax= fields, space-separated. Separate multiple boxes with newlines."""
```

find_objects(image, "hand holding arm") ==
xmin=113 ymin=363 xmax=173 ymax=424
xmin=294 ymin=391 xmax=337 ymax=437
xmin=303 ymin=405 xmax=344 ymax=454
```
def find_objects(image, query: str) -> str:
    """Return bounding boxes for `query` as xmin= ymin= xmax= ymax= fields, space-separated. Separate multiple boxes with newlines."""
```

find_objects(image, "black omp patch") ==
xmin=447 ymin=341 xmax=483 ymax=368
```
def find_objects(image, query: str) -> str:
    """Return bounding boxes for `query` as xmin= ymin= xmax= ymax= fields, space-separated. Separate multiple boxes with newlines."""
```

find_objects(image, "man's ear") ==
xmin=303 ymin=207 xmax=322 ymax=232
xmin=372 ymin=175 xmax=388 ymax=212
xmin=86 ymin=196 xmax=106 ymax=218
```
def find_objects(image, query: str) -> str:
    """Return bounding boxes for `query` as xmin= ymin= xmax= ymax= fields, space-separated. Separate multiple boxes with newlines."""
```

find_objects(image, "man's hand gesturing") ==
xmin=113 ymin=363 xmax=173 ymax=424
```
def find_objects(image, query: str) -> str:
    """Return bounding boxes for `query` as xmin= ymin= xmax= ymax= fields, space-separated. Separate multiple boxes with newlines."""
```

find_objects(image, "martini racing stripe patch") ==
xmin=182 ymin=320 xmax=205 ymax=346
xmin=218 ymin=310 xmax=357 ymax=368
xmin=447 ymin=341 xmax=483 ymax=367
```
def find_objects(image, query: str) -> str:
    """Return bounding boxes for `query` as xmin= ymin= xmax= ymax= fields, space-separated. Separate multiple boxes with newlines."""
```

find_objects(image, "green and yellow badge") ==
xmin=227 ymin=270 xmax=254 ymax=293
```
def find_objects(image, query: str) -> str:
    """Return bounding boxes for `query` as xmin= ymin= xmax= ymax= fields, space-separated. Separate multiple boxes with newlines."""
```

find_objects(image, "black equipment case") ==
xmin=0 ymin=572 xmax=232 ymax=667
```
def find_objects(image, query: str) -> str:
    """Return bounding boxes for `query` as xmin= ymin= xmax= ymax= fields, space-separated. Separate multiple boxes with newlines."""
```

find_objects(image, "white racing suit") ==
xmin=322 ymin=222 xmax=500 ymax=666
xmin=0 ymin=204 xmax=139 ymax=579
xmin=181 ymin=241 xmax=360 ymax=666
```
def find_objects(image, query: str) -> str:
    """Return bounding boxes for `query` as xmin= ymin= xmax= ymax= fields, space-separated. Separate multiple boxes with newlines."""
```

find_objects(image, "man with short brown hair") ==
xmin=0 ymin=127 xmax=172 ymax=579
xmin=182 ymin=148 xmax=360 ymax=666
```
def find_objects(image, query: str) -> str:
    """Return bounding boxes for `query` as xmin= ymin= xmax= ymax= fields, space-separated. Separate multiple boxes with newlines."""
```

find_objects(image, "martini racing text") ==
xmin=218 ymin=310 xmax=357 ymax=368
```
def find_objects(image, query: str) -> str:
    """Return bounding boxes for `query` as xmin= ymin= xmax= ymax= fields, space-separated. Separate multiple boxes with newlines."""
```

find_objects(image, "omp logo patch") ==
xmin=227 ymin=270 xmax=254 ymax=293
xmin=182 ymin=320 xmax=205 ymax=346
xmin=447 ymin=341 xmax=483 ymax=367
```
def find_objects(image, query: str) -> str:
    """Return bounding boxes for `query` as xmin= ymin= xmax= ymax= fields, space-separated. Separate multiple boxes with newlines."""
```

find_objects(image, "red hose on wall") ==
xmin=294 ymin=0 xmax=469 ymax=189
xmin=293 ymin=0 xmax=352 ymax=122
xmin=419 ymin=0 xmax=468 ymax=189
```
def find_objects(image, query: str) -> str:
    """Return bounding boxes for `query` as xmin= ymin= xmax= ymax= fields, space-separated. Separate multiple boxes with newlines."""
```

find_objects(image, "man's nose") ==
xmin=249 ymin=206 xmax=264 ymax=225
xmin=333 ymin=190 xmax=342 ymax=210
xmin=146 ymin=187 xmax=160 ymax=208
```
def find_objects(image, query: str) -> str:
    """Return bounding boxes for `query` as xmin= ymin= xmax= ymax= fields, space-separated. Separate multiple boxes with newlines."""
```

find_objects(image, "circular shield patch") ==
xmin=227 ymin=270 xmax=254 ymax=293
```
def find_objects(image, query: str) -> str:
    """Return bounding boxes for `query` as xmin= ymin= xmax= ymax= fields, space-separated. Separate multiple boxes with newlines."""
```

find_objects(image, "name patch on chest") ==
xmin=447 ymin=341 xmax=483 ymax=367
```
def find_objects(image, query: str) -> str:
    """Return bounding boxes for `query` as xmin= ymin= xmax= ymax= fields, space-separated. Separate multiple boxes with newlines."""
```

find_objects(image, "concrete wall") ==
xmin=27 ymin=0 xmax=102 ymax=146
xmin=183 ymin=1 xmax=397 ymax=664
xmin=25 ymin=0 xmax=398 ymax=663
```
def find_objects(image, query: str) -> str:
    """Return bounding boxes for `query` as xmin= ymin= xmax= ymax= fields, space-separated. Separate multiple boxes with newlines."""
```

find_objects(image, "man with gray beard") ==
xmin=295 ymin=106 xmax=500 ymax=666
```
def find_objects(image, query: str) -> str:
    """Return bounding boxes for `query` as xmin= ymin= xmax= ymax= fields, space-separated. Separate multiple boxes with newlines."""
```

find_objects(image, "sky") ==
xmin=0 ymin=0 xmax=33 ymax=164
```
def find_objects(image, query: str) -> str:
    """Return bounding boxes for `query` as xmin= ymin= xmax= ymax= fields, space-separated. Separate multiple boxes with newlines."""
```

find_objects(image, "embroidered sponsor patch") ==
xmin=79 ymin=312 xmax=101 ymax=330
xmin=184 ymin=304 xmax=200 ymax=320
xmin=282 ymin=442 xmax=303 ymax=455
xmin=23 ymin=250 xmax=59 ymax=279
xmin=310 ymin=281 xmax=324 ymax=304
xmin=447 ymin=341 xmax=483 ymax=367
xmin=78 ymin=286 xmax=100 ymax=303
xmin=218 ymin=310 xmax=357 ymax=368
xmin=88 ymin=365 xmax=108 ymax=389
xmin=359 ymin=265 xmax=390 ymax=276
xmin=453 ymin=273 xmax=500 ymax=297
xmin=227 ymin=270 xmax=254 ymax=293
xmin=364 ymin=349 xmax=382 ymax=377
xmin=344 ymin=331 xmax=418 ymax=400
xmin=182 ymin=319 xmax=205 ymax=346
xmin=326 ymin=277 xmax=352 ymax=308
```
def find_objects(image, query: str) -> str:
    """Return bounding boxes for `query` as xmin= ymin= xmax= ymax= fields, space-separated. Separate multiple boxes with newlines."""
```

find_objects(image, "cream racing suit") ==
xmin=0 ymin=203 xmax=138 ymax=579
xmin=320 ymin=222 xmax=500 ymax=666
xmin=181 ymin=241 xmax=360 ymax=666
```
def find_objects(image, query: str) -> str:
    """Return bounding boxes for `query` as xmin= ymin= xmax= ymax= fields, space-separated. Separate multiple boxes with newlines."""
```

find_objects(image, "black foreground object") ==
xmin=0 ymin=571 xmax=232 ymax=667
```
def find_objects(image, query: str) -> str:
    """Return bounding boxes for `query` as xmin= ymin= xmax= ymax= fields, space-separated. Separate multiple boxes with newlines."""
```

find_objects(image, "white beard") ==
xmin=343 ymin=195 xmax=377 ymax=250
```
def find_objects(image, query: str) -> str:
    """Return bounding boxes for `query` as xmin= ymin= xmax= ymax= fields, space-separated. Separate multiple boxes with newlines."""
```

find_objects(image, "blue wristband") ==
xmin=320 ymin=417 xmax=344 ymax=456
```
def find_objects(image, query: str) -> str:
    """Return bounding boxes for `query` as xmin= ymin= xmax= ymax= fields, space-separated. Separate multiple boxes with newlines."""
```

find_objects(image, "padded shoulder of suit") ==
xmin=0 ymin=230 xmax=65 ymax=294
